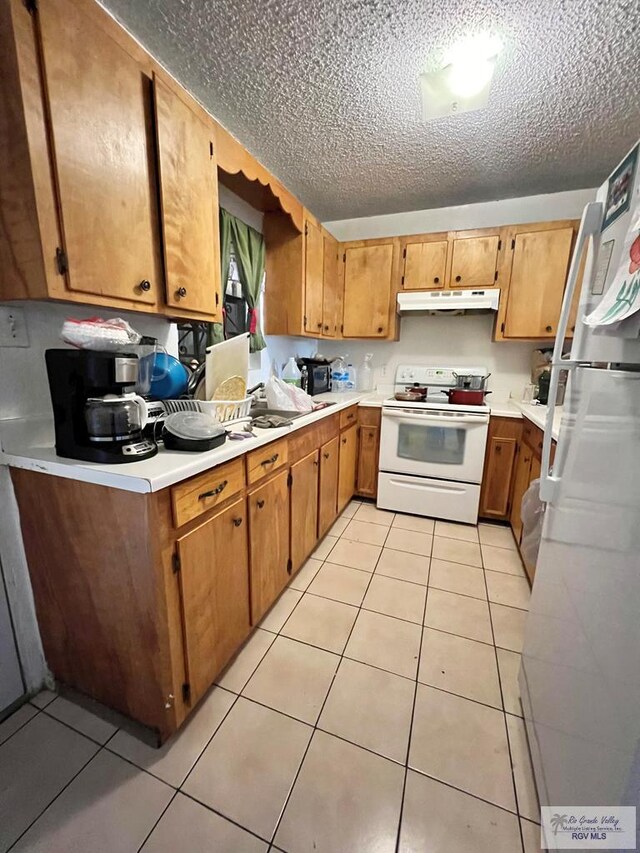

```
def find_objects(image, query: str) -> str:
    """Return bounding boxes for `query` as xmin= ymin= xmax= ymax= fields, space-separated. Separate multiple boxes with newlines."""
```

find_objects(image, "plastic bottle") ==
xmin=331 ymin=356 xmax=346 ymax=392
xmin=282 ymin=356 xmax=302 ymax=387
xmin=358 ymin=353 xmax=374 ymax=391
xmin=345 ymin=363 xmax=357 ymax=392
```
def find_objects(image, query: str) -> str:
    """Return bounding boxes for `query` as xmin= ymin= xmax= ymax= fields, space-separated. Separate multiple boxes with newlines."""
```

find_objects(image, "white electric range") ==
xmin=377 ymin=365 xmax=490 ymax=524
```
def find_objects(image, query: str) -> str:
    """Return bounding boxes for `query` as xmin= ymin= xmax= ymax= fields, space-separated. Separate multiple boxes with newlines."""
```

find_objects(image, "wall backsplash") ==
xmin=315 ymin=314 xmax=535 ymax=398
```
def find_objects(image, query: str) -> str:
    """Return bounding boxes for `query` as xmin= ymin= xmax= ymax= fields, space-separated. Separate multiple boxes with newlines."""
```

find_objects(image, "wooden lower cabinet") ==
xmin=290 ymin=450 xmax=320 ymax=573
xmin=356 ymin=407 xmax=382 ymax=499
xmin=9 ymin=407 xmax=370 ymax=743
xmin=337 ymin=424 xmax=358 ymax=512
xmin=248 ymin=469 xmax=291 ymax=624
xmin=479 ymin=418 xmax=522 ymax=520
xmin=510 ymin=443 xmax=534 ymax=544
xmin=318 ymin=436 xmax=340 ymax=536
xmin=176 ymin=498 xmax=250 ymax=703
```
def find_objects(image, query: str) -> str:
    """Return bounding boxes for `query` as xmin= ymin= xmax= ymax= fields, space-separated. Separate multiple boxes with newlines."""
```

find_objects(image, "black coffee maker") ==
xmin=46 ymin=349 xmax=158 ymax=463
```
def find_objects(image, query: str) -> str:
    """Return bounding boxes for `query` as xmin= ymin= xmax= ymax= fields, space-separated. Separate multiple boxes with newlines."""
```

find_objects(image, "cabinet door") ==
xmin=290 ymin=451 xmax=320 ymax=573
xmin=322 ymin=232 xmax=339 ymax=337
xmin=403 ymin=241 xmax=448 ymax=290
xmin=337 ymin=425 xmax=358 ymax=513
xmin=356 ymin=426 xmax=380 ymax=498
xmin=37 ymin=0 xmax=161 ymax=304
xmin=304 ymin=220 xmax=325 ymax=335
xmin=510 ymin=446 xmax=533 ymax=543
xmin=318 ymin=436 xmax=339 ymax=537
xmin=177 ymin=498 xmax=250 ymax=703
xmin=343 ymin=244 xmax=394 ymax=337
xmin=248 ymin=469 xmax=291 ymax=623
xmin=504 ymin=227 xmax=574 ymax=338
xmin=154 ymin=76 xmax=221 ymax=317
xmin=480 ymin=437 xmax=518 ymax=519
xmin=450 ymin=235 xmax=500 ymax=288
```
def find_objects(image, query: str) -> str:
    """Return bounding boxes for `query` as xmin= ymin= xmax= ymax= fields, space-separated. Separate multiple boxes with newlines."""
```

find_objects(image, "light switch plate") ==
xmin=0 ymin=306 xmax=29 ymax=347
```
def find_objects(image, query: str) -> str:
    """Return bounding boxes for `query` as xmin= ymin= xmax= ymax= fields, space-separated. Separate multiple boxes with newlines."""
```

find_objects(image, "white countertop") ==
xmin=0 ymin=392 xmax=372 ymax=494
xmin=1 ymin=389 xmax=562 ymax=494
xmin=488 ymin=398 xmax=562 ymax=441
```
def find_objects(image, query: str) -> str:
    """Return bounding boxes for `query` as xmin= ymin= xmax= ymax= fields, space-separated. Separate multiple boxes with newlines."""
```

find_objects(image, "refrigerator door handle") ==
xmin=540 ymin=201 xmax=603 ymax=504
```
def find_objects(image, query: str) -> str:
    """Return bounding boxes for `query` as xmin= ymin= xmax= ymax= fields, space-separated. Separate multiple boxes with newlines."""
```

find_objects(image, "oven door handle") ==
xmin=382 ymin=411 xmax=489 ymax=426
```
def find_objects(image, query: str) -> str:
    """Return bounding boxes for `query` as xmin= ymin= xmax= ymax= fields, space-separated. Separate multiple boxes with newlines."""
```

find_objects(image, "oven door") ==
xmin=379 ymin=407 xmax=489 ymax=484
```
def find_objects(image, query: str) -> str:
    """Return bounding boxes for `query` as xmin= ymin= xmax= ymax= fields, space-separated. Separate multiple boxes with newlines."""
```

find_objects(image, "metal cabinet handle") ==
xmin=199 ymin=479 xmax=228 ymax=500
xmin=341 ymin=437 xmax=347 ymax=444
xmin=323 ymin=452 xmax=330 ymax=459
xmin=176 ymin=287 xmax=187 ymax=298
xmin=257 ymin=499 xmax=265 ymax=509
xmin=138 ymin=279 xmax=151 ymax=292
xmin=317 ymin=322 xmax=323 ymax=329
xmin=455 ymin=275 xmax=462 ymax=282
xmin=545 ymin=325 xmax=553 ymax=332
xmin=313 ymin=459 xmax=319 ymax=466
xmin=260 ymin=453 xmax=279 ymax=466
xmin=434 ymin=276 xmax=439 ymax=283
xmin=377 ymin=326 xmax=383 ymax=333
xmin=346 ymin=413 xmax=355 ymax=420
xmin=233 ymin=517 xmax=243 ymax=527
xmin=324 ymin=324 xmax=329 ymax=331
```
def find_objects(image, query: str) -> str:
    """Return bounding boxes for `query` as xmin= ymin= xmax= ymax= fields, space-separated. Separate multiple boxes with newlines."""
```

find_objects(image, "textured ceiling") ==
xmin=100 ymin=0 xmax=640 ymax=221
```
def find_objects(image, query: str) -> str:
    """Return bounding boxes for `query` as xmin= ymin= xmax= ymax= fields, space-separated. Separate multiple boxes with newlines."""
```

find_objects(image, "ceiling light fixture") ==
xmin=420 ymin=32 xmax=503 ymax=121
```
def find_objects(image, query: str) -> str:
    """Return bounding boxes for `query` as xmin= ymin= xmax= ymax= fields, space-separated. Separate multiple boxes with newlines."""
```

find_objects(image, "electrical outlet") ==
xmin=0 ymin=306 xmax=29 ymax=347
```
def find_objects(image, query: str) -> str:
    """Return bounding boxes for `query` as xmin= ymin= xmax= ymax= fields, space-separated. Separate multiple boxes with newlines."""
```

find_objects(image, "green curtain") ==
xmin=206 ymin=210 xmax=233 ymax=347
xmin=229 ymin=215 xmax=267 ymax=352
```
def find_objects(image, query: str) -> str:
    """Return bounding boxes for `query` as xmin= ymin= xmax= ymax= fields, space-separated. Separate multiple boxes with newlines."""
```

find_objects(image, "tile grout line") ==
xmin=480 ymin=542 xmax=528 ymax=853
xmin=0 ymin=703 xmax=43 ymax=749
xmin=393 ymin=534 xmax=433 ymax=853
xmin=4 ymin=725 xmax=122 ymax=852
xmin=266 ymin=506 xmax=399 ymax=849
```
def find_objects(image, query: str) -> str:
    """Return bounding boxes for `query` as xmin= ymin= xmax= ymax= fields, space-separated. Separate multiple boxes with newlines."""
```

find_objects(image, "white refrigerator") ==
xmin=520 ymin=140 xmax=640 ymax=844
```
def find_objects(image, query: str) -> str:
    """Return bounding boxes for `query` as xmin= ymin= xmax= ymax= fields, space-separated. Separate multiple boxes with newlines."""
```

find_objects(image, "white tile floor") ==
xmin=0 ymin=500 xmax=543 ymax=853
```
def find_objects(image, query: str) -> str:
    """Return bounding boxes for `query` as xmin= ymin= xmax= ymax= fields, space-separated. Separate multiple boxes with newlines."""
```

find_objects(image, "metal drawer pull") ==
xmin=346 ymin=413 xmax=354 ymax=420
xmin=342 ymin=437 xmax=347 ymax=444
xmin=199 ymin=479 xmax=228 ymax=500
xmin=260 ymin=453 xmax=279 ymax=466
xmin=323 ymin=452 xmax=330 ymax=459
xmin=138 ymin=279 xmax=151 ymax=292
xmin=257 ymin=499 xmax=265 ymax=509
xmin=233 ymin=517 xmax=243 ymax=527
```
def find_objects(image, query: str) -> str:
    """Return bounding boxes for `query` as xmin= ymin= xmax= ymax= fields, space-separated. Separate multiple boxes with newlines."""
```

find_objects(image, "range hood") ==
xmin=397 ymin=289 xmax=500 ymax=315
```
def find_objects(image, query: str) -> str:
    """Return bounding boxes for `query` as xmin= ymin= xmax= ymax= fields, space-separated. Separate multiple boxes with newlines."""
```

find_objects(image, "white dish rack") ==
xmin=160 ymin=397 xmax=252 ymax=424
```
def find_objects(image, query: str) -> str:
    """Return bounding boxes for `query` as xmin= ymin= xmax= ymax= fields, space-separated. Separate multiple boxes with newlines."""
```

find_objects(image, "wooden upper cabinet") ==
xmin=37 ymin=0 xmax=161 ymax=304
xmin=342 ymin=241 xmax=396 ymax=338
xmin=502 ymin=225 xmax=575 ymax=339
xmin=304 ymin=219 xmax=324 ymax=335
xmin=176 ymin=497 xmax=250 ymax=704
xmin=322 ymin=231 xmax=339 ymax=337
xmin=449 ymin=234 xmax=500 ymax=288
xmin=154 ymin=75 xmax=221 ymax=317
xmin=403 ymin=238 xmax=448 ymax=290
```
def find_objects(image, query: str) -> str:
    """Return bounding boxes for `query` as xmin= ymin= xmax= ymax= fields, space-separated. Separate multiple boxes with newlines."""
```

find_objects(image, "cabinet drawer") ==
xmin=171 ymin=458 xmax=245 ymax=528
xmin=339 ymin=405 xmax=358 ymax=430
xmin=246 ymin=438 xmax=289 ymax=485
xmin=358 ymin=406 xmax=381 ymax=428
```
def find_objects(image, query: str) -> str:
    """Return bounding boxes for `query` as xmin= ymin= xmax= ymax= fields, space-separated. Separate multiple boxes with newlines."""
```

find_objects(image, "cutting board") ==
xmin=205 ymin=333 xmax=250 ymax=400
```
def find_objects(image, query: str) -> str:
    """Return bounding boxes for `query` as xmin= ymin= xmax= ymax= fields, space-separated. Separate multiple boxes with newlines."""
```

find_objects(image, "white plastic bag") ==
xmin=520 ymin=478 xmax=545 ymax=570
xmin=61 ymin=317 xmax=142 ymax=351
xmin=265 ymin=376 xmax=314 ymax=413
